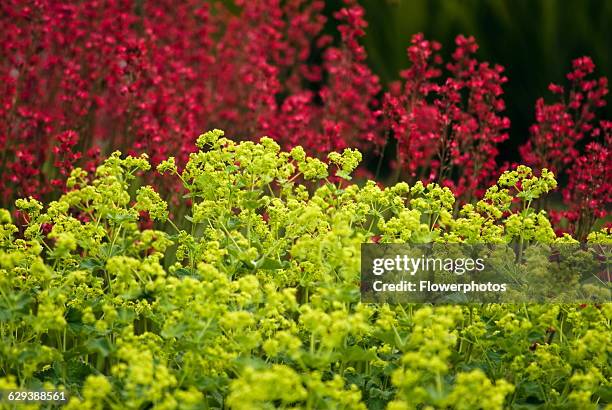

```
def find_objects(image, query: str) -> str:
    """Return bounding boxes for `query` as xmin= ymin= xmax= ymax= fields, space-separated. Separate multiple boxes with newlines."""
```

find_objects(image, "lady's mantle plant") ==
xmin=1 ymin=131 xmax=610 ymax=409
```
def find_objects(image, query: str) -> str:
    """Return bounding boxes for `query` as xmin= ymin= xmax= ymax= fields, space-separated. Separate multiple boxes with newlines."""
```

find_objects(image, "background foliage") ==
xmin=354 ymin=0 xmax=612 ymax=159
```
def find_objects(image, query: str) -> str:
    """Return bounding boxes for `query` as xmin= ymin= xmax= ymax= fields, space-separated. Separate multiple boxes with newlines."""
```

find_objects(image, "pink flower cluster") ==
xmin=0 ymin=0 xmax=379 ymax=202
xmin=382 ymin=34 xmax=509 ymax=200
xmin=0 ymin=0 xmax=609 ymax=234
xmin=520 ymin=57 xmax=608 ymax=175
xmin=560 ymin=136 xmax=611 ymax=239
xmin=520 ymin=56 xmax=610 ymax=236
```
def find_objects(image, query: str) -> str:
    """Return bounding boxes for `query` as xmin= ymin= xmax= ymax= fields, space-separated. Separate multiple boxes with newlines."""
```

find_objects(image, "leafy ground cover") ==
xmin=1 ymin=132 xmax=610 ymax=409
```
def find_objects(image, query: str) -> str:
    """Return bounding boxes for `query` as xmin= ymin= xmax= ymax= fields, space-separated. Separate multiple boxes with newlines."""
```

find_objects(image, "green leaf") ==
xmin=0 ymin=292 xmax=32 ymax=320
xmin=80 ymin=258 xmax=103 ymax=271
xmin=256 ymin=258 xmax=286 ymax=270
xmin=339 ymin=345 xmax=377 ymax=362
xmin=161 ymin=322 xmax=189 ymax=339
xmin=86 ymin=338 xmax=114 ymax=357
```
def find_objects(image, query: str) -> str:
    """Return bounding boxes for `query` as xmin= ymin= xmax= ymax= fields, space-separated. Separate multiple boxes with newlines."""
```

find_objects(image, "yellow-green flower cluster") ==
xmin=0 ymin=130 xmax=610 ymax=409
